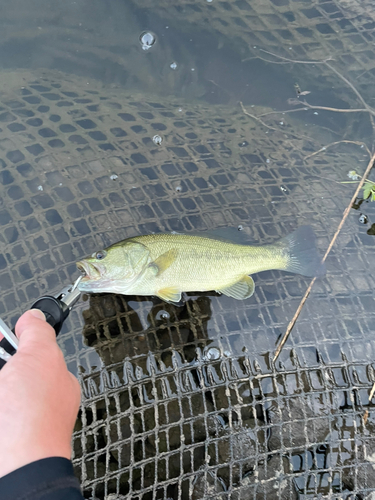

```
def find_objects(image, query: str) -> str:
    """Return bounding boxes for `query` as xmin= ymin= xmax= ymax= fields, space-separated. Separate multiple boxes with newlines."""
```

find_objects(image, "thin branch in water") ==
xmin=258 ymin=102 xmax=370 ymax=118
xmin=240 ymin=101 xmax=281 ymax=133
xmin=255 ymin=49 xmax=371 ymax=111
xmin=240 ymin=102 xmax=317 ymax=142
xmin=258 ymin=49 xmax=334 ymax=65
xmin=324 ymin=62 xmax=374 ymax=114
xmin=273 ymin=150 xmax=375 ymax=363
xmin=258 ymin=107 xmax=310 ymax=117
xmin=289 ymin=99 xmax=372 ymax=116
xmin=304 ymin=140 xmax=371 ymax=160
xmin=251 ymin=50 xmax=375 ymax=120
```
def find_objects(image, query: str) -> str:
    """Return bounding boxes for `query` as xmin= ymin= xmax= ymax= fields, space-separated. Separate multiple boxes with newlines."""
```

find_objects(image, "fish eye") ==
xmin=95 ymin=250 xmax=107 ymax=260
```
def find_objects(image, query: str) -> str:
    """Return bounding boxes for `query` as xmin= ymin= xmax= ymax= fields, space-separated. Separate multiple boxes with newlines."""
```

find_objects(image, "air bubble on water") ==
xmin=37 ymin=185 xmax=43 ymax=191
xmin=155 ymin=310 xmax=170 ymax=321
xmin=152 ymin=135 xmax=162 ymax=145
xmin=266 ymin=159 xmax=270 ymax=163
xmin=238 ymin=225 xmax=243 ymax=231
xmin=204 ymin=347 xmax=221 ymax=361
xmin=139 ymin=31 xmax=156 ymax=50
xmin=110 ymin=174 xmax=118 ymax=180
xmin=359 ymin=213 xmax=368 ymax=224
xmin=170 ymin=62 xmax=177 ymax=70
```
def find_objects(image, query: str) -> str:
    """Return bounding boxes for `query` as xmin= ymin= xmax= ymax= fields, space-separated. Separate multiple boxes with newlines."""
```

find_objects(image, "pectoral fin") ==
xmin=151 ymin=249 xmax=178 ymax=276
xmin=217 ymin=275 xmax=255 ymax=300
xmin=157 ymin=286 xmax=182 ymax=303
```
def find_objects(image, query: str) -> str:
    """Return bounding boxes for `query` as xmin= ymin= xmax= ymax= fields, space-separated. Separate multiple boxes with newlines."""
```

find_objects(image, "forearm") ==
xmin=0 ymin=457 xmax=84 ymax=500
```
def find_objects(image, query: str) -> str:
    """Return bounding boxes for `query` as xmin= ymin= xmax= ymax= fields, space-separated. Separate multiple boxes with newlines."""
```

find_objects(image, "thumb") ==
xmin=15 ymin=309 xmax=57 ymax=353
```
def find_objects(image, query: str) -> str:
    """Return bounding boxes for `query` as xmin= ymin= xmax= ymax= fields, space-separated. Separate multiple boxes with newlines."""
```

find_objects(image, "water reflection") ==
xmin=74 ymin=291 xmax=375 ymax=498
xmin=81 ymin=293 xmax=214 ymax=367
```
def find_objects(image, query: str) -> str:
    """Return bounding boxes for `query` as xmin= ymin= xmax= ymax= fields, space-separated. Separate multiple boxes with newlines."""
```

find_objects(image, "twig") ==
xmin=325 ymin=62 xmax=374 ymax=115
xmin=254 ymin=49 xmax=334 ymax=65
xmin=240 ymin=101 xmax=283 ymax=133
xmin=259 ymin=100 xmax=372 ymax=117
xmin=240 ymin=102 xmax=316 ymax=142
xmin=258 ymin=107 xmax=310 ymax=117
xmin=304 ymin=140 xmax=371 ymax=160
xmin=254 ymin=50 xmax=374 ymax=114
xmin=273 ymin=151 xmax=375 ymax=363
xmin=251 ymin=50 xmax=375 ymax=123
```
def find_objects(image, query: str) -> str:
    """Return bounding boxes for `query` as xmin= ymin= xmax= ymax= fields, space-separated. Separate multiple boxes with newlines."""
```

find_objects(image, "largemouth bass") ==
xmin=76 ymin=226 xmax=325 ymax=303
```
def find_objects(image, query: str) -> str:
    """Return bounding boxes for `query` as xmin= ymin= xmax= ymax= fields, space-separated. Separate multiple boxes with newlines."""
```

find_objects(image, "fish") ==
xmin=76 ymin=226 xmax=325 ymax=303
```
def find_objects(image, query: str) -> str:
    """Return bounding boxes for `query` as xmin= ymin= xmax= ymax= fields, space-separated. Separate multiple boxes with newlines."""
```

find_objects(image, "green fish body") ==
xmin=76 ymin=226 xmax=325 ymax=303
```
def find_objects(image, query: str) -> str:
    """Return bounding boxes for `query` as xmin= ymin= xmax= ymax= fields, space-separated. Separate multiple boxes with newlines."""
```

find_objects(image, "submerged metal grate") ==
xmin=1 ymin=0 xmax=375 ymax=497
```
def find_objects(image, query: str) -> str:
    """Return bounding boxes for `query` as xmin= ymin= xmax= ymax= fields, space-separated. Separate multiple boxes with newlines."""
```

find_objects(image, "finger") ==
xmin=15 ymin=309 xmax=57 ymax=351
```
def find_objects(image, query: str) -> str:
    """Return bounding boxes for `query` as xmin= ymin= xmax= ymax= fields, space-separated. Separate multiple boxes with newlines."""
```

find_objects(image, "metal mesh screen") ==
xmin=1 ymin=0 xmax=375 ymax=498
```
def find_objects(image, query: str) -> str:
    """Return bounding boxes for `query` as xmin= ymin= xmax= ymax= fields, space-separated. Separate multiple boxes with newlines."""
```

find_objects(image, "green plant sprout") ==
xmin=341 ymin=170 xmax=375 ymax=201
xmin=363 ymin=180 xmax=375 ymax=201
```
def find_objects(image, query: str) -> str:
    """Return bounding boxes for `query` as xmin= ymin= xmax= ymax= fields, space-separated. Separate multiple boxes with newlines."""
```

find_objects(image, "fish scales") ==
xmin=129 ymin=233 xmax=286 ymax=291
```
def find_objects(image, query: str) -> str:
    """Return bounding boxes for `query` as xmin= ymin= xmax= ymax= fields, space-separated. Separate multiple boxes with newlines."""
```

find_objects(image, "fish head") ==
xmin=76 ymin=240 xmax=151 ymax=293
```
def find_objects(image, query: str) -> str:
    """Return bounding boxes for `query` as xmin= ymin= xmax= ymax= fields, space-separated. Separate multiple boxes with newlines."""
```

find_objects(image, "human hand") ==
xmin=0 ymin=309 xmax=81 ymax=478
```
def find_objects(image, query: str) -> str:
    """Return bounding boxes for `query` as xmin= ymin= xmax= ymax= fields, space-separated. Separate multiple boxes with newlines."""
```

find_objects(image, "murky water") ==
xmin=1 ymin=0 xmax=375 ymax=498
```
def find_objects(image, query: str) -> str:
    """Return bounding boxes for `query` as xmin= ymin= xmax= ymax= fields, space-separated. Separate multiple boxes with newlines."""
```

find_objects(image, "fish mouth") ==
xmin=76 ymin=260 xmax=102 ymax=280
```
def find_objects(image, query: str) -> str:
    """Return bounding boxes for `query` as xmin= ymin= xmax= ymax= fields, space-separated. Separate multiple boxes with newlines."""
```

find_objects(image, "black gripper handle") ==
xmin=0 ymin=296 xmax=69 ymax=369
xmin=30 ymin=296 xmax=69 ymax=336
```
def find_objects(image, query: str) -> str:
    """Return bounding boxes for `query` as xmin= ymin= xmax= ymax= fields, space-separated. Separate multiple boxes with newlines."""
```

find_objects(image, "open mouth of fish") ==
xmin=76 ymin=261 xmax=102 ymax=280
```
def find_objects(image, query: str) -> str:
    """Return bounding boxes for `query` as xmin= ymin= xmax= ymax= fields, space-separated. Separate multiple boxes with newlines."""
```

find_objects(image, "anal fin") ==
xmin=217 ymin=276 xmax=255 ymax=300
xmin=157 ymin=286 xmax=182 ymax=303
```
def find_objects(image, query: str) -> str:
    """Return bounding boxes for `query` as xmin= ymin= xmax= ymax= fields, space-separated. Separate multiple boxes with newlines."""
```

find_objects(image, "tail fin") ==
xmin=280 ymin=226 xmax=326 ymax=277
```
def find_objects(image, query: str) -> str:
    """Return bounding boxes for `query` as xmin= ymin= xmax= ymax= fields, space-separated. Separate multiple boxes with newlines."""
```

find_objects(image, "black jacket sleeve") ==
xmin=0 ymin=457 xmax=84 ymax=500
